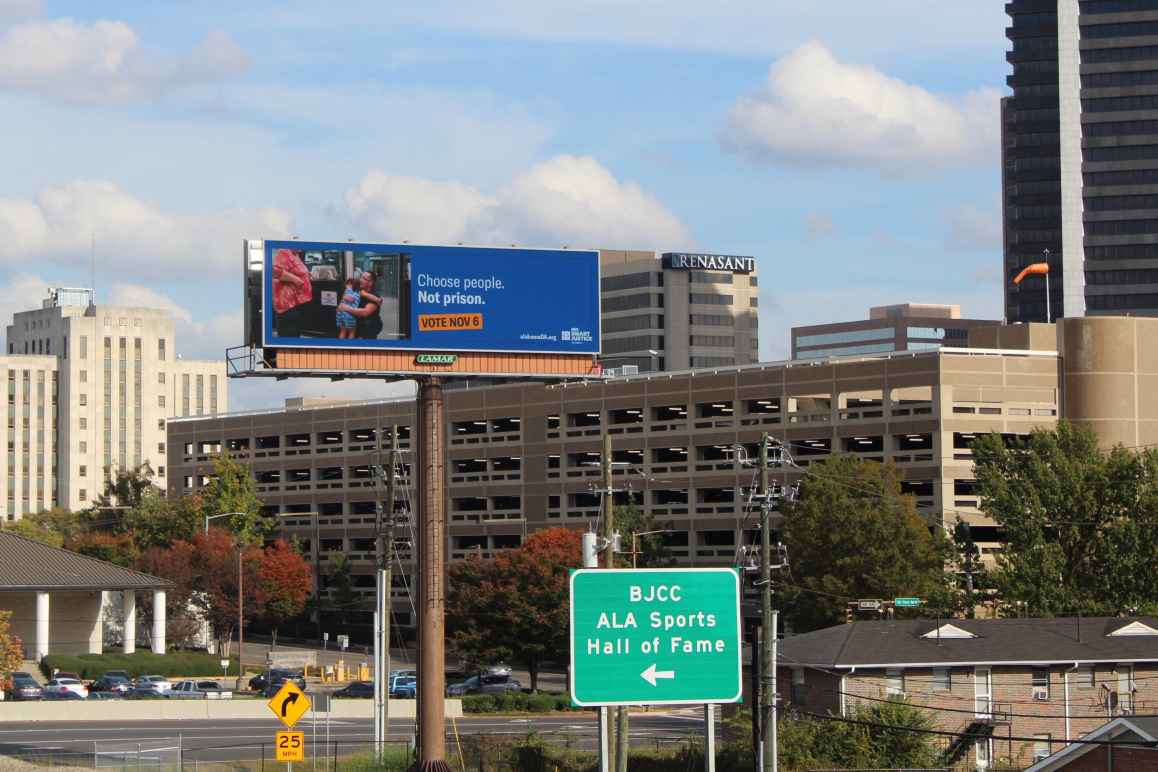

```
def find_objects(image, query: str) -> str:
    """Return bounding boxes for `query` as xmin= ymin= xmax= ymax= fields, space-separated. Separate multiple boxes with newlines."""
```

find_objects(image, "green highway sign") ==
xmin=569 ymin=568 xmax=743 ymax=706
xmin=894 ymin=597 xmax=923 ymax=608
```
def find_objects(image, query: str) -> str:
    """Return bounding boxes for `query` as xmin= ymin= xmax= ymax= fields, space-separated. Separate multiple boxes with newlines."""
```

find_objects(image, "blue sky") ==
xmin=0 ymin=1 xmax=1010 ymax=409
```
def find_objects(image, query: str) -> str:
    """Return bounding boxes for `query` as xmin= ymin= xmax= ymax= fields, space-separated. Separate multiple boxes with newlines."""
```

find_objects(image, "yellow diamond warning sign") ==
xmin=267 ymin=681 xmax=311 ymax=729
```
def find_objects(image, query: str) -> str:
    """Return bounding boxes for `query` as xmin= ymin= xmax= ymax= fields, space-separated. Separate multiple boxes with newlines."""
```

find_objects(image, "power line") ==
xmin=795 ymin=709 xmax=1158 ymax=749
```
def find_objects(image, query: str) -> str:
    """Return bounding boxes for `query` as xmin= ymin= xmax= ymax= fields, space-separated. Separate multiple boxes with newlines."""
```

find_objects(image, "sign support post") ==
xmin=704 ymin=704 xmax=715 ymax=772
xmin=600 ymin=430 xmax=616 ymax=772
xmin=415 ymin=377 xmax=451 ymax=772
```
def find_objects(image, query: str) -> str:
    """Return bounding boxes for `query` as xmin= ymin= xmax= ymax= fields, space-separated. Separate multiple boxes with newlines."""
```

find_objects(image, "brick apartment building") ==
xmin=778 ymin=617 xmax=1158 ymax=770
xmin=1027 ymin=715 xmax=1158 ymax=772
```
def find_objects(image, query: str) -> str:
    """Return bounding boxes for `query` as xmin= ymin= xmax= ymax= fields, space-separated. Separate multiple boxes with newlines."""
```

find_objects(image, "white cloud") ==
xmin=723 ymin=42 xmax=1001 ymax=174
xmin=0 ymin=18 xmax=249 ymax=103
xmin=802 ymin=212 xmax=836 ymax=241
xmin=0 ymin=0 xmax=40 ymax=25
xmin=346 ymin=155 xmax=693 ymax=249
xmin=0 ymin=180 xmax=293 ymax=278
xmin=264 ymin=1 xmax=1005 ymax=61
xmin=944 ymin=202 xmax=1002 ymax=252
xmin=0 ymin=273 xmax=47 ymax=344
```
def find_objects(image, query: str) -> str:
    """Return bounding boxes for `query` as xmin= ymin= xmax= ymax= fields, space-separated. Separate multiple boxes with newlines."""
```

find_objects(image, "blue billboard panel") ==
xmin=263 ymin=241 xmax=600 ymax=355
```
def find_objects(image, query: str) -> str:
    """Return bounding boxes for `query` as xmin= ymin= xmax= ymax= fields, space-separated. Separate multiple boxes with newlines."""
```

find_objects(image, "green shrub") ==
xmin=41 ymin=651 xmax=227 ymax=680
xmin=460 ymin=690 xmax=580 ymax=713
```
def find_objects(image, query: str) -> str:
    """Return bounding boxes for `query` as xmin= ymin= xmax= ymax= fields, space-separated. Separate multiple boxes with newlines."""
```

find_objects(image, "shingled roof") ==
xmin=780 ymin=617 xmax=1158 ymax=669
xmin=0 ymin=531 xmax=172 ymax=591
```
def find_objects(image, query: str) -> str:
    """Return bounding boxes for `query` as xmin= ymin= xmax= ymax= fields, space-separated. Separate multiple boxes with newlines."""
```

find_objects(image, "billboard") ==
xmin=258 ymin=240 xmax=600 ymax=356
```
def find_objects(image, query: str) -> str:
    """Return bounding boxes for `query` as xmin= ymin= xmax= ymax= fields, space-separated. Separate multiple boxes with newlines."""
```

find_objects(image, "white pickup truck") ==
xmin=169 ymin=680 xmax=233 ymax=699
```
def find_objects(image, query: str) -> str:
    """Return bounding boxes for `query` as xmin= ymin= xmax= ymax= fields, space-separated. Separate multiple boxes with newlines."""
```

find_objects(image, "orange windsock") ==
xmin=1013 ymin=262 xmax=1050 ymax=285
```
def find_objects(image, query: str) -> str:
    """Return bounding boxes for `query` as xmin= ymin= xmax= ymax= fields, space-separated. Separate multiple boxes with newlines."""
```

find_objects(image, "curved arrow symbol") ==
xmin=280 ymin=691 xmax=300 ymax=717
xmin=641 ymin=664 xmax=675 ymax=686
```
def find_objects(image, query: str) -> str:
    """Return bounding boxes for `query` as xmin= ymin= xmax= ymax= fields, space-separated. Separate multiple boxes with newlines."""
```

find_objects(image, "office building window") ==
xmin=79 ymin=489 xmax=86 ymax=501
xmin=79 ymin=465 xmax=86 ymax=477
xmin=158 ymin=395 xmax=166 ymax=408
xmin=182 ymin=374 xmax=190 ymax=415
xmin=689 ymin=314 xmax=734 ymax=327
xmin=79 ymin=418 xmax=87 ymax=430
xmin=158 ymin=339 xmax=166 ymax=361
xmin=80 ymin=336 xmax=87 ymax=359
xmin=210 ymin=375 xmax=218 ymax=413
xmin=158 ymin=372 xmax=165 ymax=384
xmin=79 ymin=394 xmax=87 ymax=406
xmin=196 ymin=374 xmax=204 ymax=414
xmin=689 ymin=271 xmax=731 ymax=284
xmin=79 ymin=441 xmax=86 ymax=453
xmin=79 ymin=369 xmax=87 ymax=383
xmin=689 ymin=293 xmax=733 ymax=305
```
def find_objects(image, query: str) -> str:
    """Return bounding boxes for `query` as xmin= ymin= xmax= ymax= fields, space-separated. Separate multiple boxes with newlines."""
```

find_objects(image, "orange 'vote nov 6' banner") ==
xmin=417 ymin=313 xmax=484 ymax=331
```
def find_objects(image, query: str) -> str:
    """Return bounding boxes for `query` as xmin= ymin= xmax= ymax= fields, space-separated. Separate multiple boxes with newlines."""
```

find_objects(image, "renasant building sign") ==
xmin=662 ymin=253 xmax=756 ymax=273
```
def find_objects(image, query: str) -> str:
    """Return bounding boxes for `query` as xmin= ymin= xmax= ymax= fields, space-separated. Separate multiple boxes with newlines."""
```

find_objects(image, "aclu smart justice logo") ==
xmin=561 ymin=328 xmax=593 ymax=344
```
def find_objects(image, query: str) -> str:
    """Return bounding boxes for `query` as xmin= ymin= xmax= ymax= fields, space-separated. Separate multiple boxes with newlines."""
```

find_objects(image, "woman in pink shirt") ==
xmin=272 ymin=249 xmax=313 ymax=337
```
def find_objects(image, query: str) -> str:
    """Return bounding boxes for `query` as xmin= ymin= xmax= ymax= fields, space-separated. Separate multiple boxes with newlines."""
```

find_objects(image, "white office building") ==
xmin=1 ymin=288 xmax=225 ymax=519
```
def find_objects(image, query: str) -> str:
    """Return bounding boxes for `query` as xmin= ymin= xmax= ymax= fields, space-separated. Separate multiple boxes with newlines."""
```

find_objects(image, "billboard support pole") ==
xmin=414 ymin=376 xmax=451 ymax=772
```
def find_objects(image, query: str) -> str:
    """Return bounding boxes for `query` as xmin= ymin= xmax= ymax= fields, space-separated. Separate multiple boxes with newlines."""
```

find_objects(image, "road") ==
xmin=0 ymin=711 xmax=709 ymax=765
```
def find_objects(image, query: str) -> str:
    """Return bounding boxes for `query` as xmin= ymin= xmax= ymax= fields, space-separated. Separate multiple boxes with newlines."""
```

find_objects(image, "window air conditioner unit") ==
xmin=1032 ymin=687 xmax=1049 ymax=701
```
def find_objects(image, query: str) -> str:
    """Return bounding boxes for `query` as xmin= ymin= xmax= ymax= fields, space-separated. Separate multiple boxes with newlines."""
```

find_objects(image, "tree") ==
xmin=779 ymin=702 xmax=940 ymax=770
xmin=2 ymin=518 xmax=64 ymax=547
xmin=199 ymin=455 xmax=271 ymax=544
xmin=93 ymin=463 xmax=160 ymax=512
xmin=447 ymin=527 xmax=581 ymax=692
xmin=611 ymin=503 xmax=674 ymax=568
xmin=188 ymin=529 xmax=267 ymax=656
xmin=781 ymin=456 xmax=953 ymax=632
xmin=20 ymin=507 xmax=100 ymax=545
xmin=0 ymin=611 xmax=23 ymax=683
xmin=256 ymin=539 xmax=313 ymax=647
xmin=69 ymin=532 xmax=139 ymax=568
xmin=324 ymin=555 xmax=360 ymax=626
xmin=973 ymin=421 xmax=1158 ymax=616
xmin=137 ymin=541 xmax=203 ymax=648
xmin=123 ymin=491 xmax=205 ymax=551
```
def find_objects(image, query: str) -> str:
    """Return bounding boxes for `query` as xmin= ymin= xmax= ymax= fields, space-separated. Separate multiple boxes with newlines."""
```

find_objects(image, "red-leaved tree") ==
xmin=447 ymin=527 xmax=581 ymax=692
xmin=256 ymin=539 xmax=314 ymax=648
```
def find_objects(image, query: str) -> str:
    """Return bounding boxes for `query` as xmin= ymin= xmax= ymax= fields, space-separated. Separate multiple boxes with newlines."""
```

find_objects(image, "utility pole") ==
xmin=599 ymin=430 xmax=623 ymax=772
xmin=373 ymin=427 xmax=398 ymax=761
xmin=758 ymin=433 xmax=777 ymax=772
xmin=237 ymin=548 xmax=244 ymax=691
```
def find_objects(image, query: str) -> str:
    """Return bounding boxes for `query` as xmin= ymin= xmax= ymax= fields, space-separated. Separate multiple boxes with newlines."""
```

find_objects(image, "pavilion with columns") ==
xmin=0 ymin=531 xmax=172 ymax=659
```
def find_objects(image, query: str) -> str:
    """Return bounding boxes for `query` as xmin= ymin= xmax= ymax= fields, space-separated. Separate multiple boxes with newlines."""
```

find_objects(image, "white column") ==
xmin=35 ymin=592 xmax=50 ymax=660
xmin=151 ymin=590 xmax=166 ymax=654
xmin=122 ymin=591 xmax=137 ymax=654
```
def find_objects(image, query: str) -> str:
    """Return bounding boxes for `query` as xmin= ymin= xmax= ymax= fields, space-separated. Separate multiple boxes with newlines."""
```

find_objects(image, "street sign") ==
xmin=894 ymin=597 xmax=923 ymax=608
xmin=857 ymin=599 xmax=882 ymax=611
xmin=275 ymin=731 xmax=305 ymax=762
xmin=569 ymin=568 xmax=743 ymax=707
xmin=267 ymin=682 xmax=311 ymax=729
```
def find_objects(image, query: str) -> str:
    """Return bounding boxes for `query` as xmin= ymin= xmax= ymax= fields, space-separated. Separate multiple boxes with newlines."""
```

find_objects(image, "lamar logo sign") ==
xmin=662 ymin=253 xmax=756 ymax=274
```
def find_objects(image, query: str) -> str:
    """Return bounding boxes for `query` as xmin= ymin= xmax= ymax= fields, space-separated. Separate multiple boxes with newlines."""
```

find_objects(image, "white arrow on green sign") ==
xmin=569 ymin=568 xmax=743 ymax=707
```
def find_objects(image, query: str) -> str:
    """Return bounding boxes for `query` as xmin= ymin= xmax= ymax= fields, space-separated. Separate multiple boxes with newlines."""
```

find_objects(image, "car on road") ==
xmin=43 ymin=678 xmax=87 ymax=699
xmin=333 ymin=681 xmax=374 ymax=698
xmin=170 ymin=679 xmax=232 ymax=699
xmin=389 ymin=670 xmax=416 ymax=692
xmin=129 ymin=675 xmax=172 ymax=697
xmin=446 ymin=672 xmax=522 ymax=696
xmin=90 ymin=674 xmax=133 ymax=695
xmin=6 ymin=672 xmax=43 ymax=700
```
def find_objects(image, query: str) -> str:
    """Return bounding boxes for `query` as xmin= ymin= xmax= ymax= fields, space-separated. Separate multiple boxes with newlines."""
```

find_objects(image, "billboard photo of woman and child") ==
xmin=270 ymin=246 xmax=406 ymax=342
